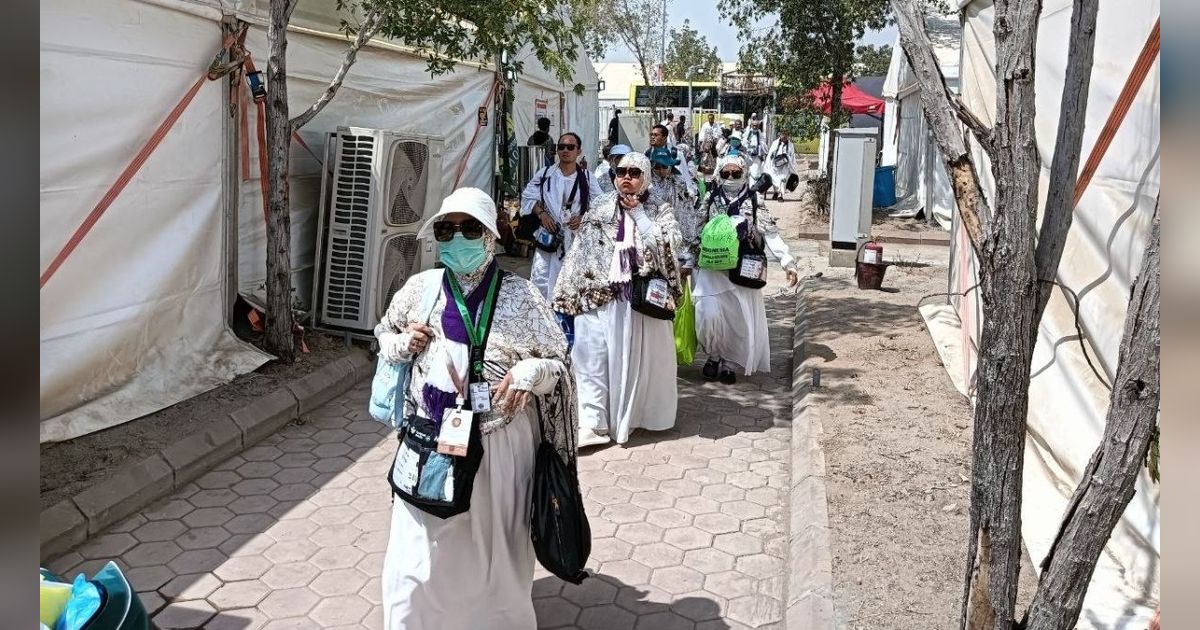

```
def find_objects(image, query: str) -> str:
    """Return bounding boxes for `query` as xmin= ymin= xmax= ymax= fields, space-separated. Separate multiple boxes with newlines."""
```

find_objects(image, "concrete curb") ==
xmin=786 ymin=282 xmax=836 ymax=629
xmin=795 ymin=230 xmax=950 ymax=247
xmin=40 ymin=348 xmax=373 ymax=561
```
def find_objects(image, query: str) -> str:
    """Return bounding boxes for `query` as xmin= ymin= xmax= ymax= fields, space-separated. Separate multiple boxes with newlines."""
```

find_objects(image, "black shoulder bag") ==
xmin=728 ymin=194 xmax=769 ymax=289
xmin=530 ymin=397 xmax=591 ymax=585
xmin=623 ymin=199 xmax=676 ymax=320
xmin=387 ymin=270 xmax=505 ymax=519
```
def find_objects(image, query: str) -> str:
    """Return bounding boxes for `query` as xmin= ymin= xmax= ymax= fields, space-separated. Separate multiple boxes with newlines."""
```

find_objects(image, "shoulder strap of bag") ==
xmin=418 ymin=269 xmax=444 ymax=323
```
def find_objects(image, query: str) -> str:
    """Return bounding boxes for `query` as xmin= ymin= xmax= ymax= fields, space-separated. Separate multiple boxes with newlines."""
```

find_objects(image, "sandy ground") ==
xmin=40 ymin=328 xmax=354 ymax=511
xmin=767 ymin=189 xmax=1038 ymax=629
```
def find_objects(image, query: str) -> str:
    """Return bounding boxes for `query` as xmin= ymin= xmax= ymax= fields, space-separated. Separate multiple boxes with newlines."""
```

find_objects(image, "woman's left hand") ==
xmin=494 ymin=371 xmax=532 ymax=415
xmin=786 ymin=269 xmax=799 ymax=288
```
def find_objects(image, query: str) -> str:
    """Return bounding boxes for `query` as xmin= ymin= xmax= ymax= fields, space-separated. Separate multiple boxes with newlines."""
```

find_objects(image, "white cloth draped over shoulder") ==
xmin=519 ymin=164 xmax=604 ymax=300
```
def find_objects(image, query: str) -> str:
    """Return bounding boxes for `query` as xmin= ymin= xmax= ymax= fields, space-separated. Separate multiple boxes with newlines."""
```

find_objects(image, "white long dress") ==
xmin=375 ymin=267 xmax=575 ymax=630
xmin=520 ymin=164 xmax=604 ymax=300
xmin=766 ymin=138 xmax=797 ymax=196
xmin=683 ymin=191 xmax=796 ymax=376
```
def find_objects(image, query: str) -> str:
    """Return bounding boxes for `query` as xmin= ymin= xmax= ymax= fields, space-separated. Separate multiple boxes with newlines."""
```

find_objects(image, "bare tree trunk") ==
xmin=1023 ymin=205 xmax=1159 ymax=630
xmin=264 ymin=0 xmax=296 ymax=362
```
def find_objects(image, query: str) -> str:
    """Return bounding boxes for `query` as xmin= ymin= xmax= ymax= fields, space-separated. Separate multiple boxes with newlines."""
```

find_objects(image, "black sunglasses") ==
xmin=432 ymin=218 xmax=486 ymax=242
xmin=556 ymin=143 xmax=578 ymax=151
xmin=720 ymin=170 xmax=745 ymax=179
xmin=614 ymin=167 xmax=643 ymax=179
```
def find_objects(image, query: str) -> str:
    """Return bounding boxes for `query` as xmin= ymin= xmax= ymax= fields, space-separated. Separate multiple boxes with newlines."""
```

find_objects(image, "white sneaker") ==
xmin=578 ymin=427 xmax=611 ymax=448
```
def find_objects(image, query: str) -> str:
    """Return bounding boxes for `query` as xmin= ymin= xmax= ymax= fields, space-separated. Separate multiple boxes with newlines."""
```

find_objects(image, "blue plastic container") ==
xmin=873 ymin=165 xmax=897 ymax=208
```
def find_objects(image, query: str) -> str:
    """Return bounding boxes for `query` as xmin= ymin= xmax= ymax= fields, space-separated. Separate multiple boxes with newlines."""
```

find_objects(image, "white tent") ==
xmin=880 ymin=15 xmax=960 ymax=229
xmin=945 ymin=1 xmax=1161 ymax=625
xmin=40 ymin=0 xmax=598 ymax=442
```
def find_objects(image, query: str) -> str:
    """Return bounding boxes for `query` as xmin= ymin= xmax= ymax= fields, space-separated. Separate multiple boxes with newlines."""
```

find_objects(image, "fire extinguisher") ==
xmin=862 ymin=240 xmax=884 ymax=265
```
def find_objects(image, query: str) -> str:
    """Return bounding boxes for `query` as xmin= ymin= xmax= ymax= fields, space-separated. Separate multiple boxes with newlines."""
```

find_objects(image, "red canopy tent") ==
xmin=808 ymin=81 xmax=886 ymax=116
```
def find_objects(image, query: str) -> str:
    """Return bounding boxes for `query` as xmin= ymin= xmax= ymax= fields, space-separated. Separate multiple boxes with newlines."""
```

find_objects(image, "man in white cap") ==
xmin=375 ymin=186 xmax=577 ymax=630
xmin=594 ymin=143 xmax=633 ymax=193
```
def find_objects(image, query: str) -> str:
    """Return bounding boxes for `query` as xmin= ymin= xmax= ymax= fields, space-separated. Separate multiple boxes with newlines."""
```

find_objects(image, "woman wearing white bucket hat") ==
xmin=374 ymin=187 xmax=577 ymax=629
xmin=679 ymin=155 xmax=799 ymax=384
xmin=552 ymin=152 xmax=684 ymax=447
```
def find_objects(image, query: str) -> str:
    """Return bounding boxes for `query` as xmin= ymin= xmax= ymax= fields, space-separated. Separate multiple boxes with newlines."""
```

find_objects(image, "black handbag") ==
xmin=630 ymin=272 xmax=676 ymax=320
xmin=530 ymin=403 xmax=591 ymax=585
xmin=388 ymin=412 xmax=484 ymax=518
xmin=515 ymin=212 xmax=541 ymax=241
xmin=729 ymin=195 xmax=768 ymax=289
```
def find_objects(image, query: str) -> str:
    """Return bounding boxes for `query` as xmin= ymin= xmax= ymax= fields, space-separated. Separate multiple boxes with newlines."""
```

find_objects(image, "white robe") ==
xmin=766 ymin=139 xmax=797 ymax=194
xmin=382 ymin=410 xmax=540 ymax=630
xmin=572 ymin=300 xmax=677 ymax=444
xmin=520 ymin=165 xmax=604 ymax=300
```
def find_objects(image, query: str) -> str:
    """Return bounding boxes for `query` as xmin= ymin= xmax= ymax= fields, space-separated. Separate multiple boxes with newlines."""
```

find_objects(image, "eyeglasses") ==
xmin=614 ymin=167 xmax=643 ymax=179
xmin=432 ymin=218 xmax=486 ymax=242
xmin=556 ymin=143 xmax=578 ymax=151
xmin=719 ymin=170 xmax=744 ymax=179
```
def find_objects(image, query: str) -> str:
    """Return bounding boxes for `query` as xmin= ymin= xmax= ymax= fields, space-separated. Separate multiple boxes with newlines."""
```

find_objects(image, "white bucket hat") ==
xmin=416 ymin=187 xmax=500 ymax=239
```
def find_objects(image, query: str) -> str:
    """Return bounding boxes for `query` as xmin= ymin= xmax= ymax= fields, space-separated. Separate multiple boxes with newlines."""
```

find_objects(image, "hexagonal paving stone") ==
xmin=587 ymin=485 xmax=632 ymax=506
xmin=682 ymin=548 xmax=736 ymax=573
xmin=313 ymin=442 xmax=353 ymax=458
xmin=690 ymin=443 xmax=732 ymax=459
xmin=78 ymin=533 xmax=139 ymax=559
xmin=560 ymin=575 xmax=619 ymax=607
xmin=220 ymin=533 xmax=274 ymax=557
xmin=602 ymin=460 xmax=645 ymax=476
xmin=124 ymin=565 xmax=176 ymax=592
xmin=122 ymin=541 xmax=183 ymax=567
xmin=154 ymin=599 xmax=216 ymax=628
xmin=734 ymin=553 xmax=781 ymax=579
xmin=229 ymin=494 xmax=280 ymax=514
xmin=261 ymin=562 xmax=320 ymax=589
xmin=707 ymin=456 xmax=750 ymax=474
xmin=589 ymin=537 xmax=633 ymax=563
xmin=632 ymin=542 xmax=684 ymax=569
xmin=275 ymin=453 xmax=319 ymax=469
xmin=704 ymin=570 xmax=756 ymax=600
xmin=267 ymin=519 xmax=319 ymax=542
xmin=191 ymin=489 xmax=242 ymax=509
xmin=577 ymin=603 xmax=637 ymax=630
xmin=600 ymin=503 xmax=648 ymax=524
xmin=176 ymin=526 xmax=233 ymax=550
xmin=309 ymin=545 xmax=366 ymax=571
xmin=744 ymin=486 xmax=782 ymax=507
xmin=306 ymin=565 xmax=369 ymax=597
xmin=729 ymin=447 xmax=770 ymax=463
xmin=683 ymin=467 xmax=726 ymax=485
xmin=241 ymin=445 xmax=284 ymax=462
xmin=214 ymin=555 xmax=273 ymax=582
xmin=712 ymin=532 xmax=764 ymax=556
xmin=357 ymin=552 xmax=386 ymax=575
xmin=670 ymin=590 xmax=725 ymax=622
xmin=630 ymin=490 xmax=674 ymax=510
xmin=205 ymin=607 xmax=269 ymax=630
xmin=352 ymin=509 xmax=390 ymax=533
xmin=183 ymin=507 xmax=235 ymax=528
xmin=675 ymin=495 xmax=721 ymax=516
xmin=359 ymin=576 xmax=384 ymax=605
xmin=271 ymin=483 xmax=318 ymax=502
xmin=312 ymin=428 xmax=352 ymax=444
xmin=142 ymin=499 xmax=195 ymax=521
xmin=159 ymin=573 xmax=222 ymax=600
xmin=613 ymin=474 xmax=659 ymax=493
xmin=599 ymin=559 xmax=652 ymax=586
xmin=224 ymin=513 xmax=276 ymax=535
xmin=195 ymin=471 xmax=241 ymax=490
xmin=642 ymin=464 xmax=684 ymax=481
xmin=310 ymin=505 xmax=359 ymax=526
xmin=726 ymin=471 xmax=768 ymax=490
xmin=742 ymin=517 xmax=781 ymax=538
xmin=257 ymin=587 xmax=321 ymax=619
xmin=310 ymin=487 xmax=358 ymax=507
xmin=233 ymin=478 xmax=280 ymax=496
xmin=693 ymin=512 xmax=741 ymax=535
xmin=237 ymin=461 xmax=283 ymax=479
xmin=309 ymin=594 xmax=373 ymax=626
xmin=657 ymin=478 xmax=702 ymax=498
xmin=662 ymin=526 xmax=713 ymax=552
xmin=699 ymin=483 xmax=745 ymax=503
xmin=648 ymin=566 xmax=705 ymax=595
xmin=138 ymin=590 xmax=166 ymax=616
xmin=108 ymin=513 xmax=147 ymax=533
xmin=633 ymin=609 xmax=694 ymax=630
xmin=646 ymin=508 xmax=692 ymax=529
xmin=263 ymin=538 xmax=320 ymax=565
xmin=534 ymin=596 xmax=580 ymax=628
xmin=168 ymin=549 xmax=228 ymax=574
xmin=355 ymin=528 xmax=390 ymax=553
xmin=720 ymin=500 xmax=767 ymax=520
xmin=725 ymin=593 xmax=782 ymax=627
xmin=614 ymin=522 xmax=663 ymax=545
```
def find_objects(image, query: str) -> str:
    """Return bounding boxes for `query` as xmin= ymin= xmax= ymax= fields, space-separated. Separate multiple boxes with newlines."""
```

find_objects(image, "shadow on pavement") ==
xmin=534 ymin=573 xmax=731 ymax=629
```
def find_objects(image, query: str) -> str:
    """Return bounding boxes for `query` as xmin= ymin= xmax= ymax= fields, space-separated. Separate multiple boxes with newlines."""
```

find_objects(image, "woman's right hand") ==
xmin=405 ymin=322 xmax=435 ymax=354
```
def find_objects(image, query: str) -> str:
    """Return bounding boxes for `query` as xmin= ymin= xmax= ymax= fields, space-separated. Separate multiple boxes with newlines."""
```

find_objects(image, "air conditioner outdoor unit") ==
xmin=312 ymin=127 xmax=444 ymax=335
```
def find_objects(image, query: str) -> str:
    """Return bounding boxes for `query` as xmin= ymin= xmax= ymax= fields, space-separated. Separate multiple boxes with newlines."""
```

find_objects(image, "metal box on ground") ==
xmin=828 ymin=128 xmax=877 ymax=267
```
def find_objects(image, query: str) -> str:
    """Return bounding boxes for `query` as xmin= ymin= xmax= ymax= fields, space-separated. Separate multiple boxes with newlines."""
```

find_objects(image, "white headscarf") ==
xmin=716 ymin=155 xmax=750 ymax=197
xmin=616 ymin=152 xmax=652 ymax=195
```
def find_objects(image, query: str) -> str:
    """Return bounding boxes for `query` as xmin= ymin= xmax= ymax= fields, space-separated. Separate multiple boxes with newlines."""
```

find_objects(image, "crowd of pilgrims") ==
xmin=372 ymin=113 xmax=800 ymax=629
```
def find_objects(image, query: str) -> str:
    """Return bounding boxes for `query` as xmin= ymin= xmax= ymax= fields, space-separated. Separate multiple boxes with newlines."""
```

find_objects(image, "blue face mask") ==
xmin=438 ymin=233 xmax=488 ymax=274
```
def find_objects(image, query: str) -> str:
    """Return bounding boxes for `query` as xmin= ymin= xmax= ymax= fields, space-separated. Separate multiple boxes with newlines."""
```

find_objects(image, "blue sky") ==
xmin=599 ymin=1 xmax=897 ymax=63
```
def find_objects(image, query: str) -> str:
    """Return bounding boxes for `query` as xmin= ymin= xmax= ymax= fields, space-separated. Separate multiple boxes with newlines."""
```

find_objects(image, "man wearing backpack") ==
xmin=520 ymin=132 xmax=604 ymax=300
xmin=766 ymin=129 xmax=797 ymax=201
xmin=646 ymin=124 xmax=696 ymax=196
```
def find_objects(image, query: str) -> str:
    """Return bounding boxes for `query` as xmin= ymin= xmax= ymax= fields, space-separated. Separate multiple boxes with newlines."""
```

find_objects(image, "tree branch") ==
xmin=890 ymin=0 xmax=990 ymax=253
xmin=289 ymin=10 xmax=383 ymax=130
xmin=1033 ymin=0 xmax=1100 ymax=320
xmin=1022 ymin=202 xmax=1159 ymax=630
xmin=952 ymin=94 xmax=993 ymax=149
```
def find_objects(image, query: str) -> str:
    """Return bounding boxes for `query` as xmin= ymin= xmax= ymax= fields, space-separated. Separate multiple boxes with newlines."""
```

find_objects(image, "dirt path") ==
xmin=765 ymin=191 xmax=1038 ymax=628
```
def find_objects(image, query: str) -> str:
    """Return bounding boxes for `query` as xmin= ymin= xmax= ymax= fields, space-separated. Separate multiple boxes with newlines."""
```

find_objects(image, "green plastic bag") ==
xmin=698 ymin=214 xmax=739 ymax=270
xmin=674 ymin=279 xmax=696 ymax=365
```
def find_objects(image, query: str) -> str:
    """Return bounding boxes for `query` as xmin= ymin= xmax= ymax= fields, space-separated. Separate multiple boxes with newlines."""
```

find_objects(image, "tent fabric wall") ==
xmin=511 ymin=46 xmax=600 ymax=162
xmin=40 ymin=0 xmax=272 ymax=442
xmin=235 ymin=24 xmax=497 ymax=307
xmin=954 ymin=0 xmax=1160 ymax=625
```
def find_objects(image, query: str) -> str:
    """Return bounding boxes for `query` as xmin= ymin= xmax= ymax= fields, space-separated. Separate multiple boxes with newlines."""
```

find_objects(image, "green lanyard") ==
xmin=445 ymin=270 xmax=501 ymax=377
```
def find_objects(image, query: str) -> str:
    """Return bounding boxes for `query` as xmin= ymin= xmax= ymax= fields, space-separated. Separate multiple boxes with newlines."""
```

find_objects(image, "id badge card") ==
xmin=437 ymin=408 xmax=472 ymax=457
xmin=646 ymin=278 xmax=670 ymax=308
xmin=740 ymin=257 xmax=765 ymax=280
xmin=469 ymin=381 xmax=492 ymax=413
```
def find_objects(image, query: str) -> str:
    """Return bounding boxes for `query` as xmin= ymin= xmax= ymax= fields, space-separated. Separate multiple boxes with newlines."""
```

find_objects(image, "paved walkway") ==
xmin=47 ymin=275 xmax=798 ymax=630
